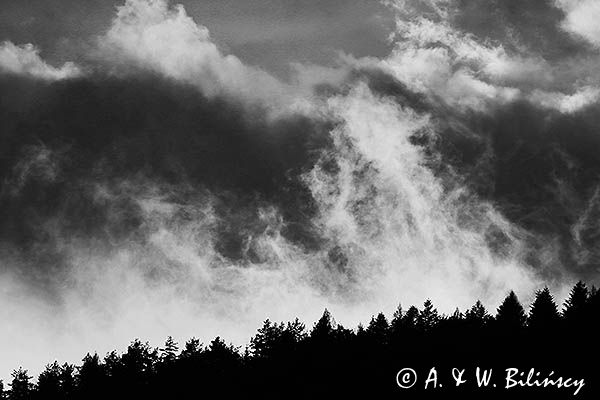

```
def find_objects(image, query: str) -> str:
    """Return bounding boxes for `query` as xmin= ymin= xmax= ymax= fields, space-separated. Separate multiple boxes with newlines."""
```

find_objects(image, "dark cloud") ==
xmin=421 ymin=96 xmax=600 ymax=278
xmin=3 ymin=6 xmax=600 ymax=286
xmin=3 ymin=0 xmax=600 ymax=379
xmin=0 ymin=72 xmax=333 ymax=271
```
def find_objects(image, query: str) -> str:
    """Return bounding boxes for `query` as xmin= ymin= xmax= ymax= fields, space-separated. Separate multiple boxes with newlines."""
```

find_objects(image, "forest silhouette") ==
xmin=1 ymin=281 xmax=598 ymax=399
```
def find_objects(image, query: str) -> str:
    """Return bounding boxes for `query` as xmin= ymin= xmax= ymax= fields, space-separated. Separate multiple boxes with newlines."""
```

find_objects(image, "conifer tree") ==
xmin=450 ymin=308 xmax=463 ymax=321
xmin=496 ymin=291 xmax=527 ymax=330
xmin=590 ymin=286 xmax=600 ymax=317
xmin=402 ymin=306 xmax=420 ymax=329
xmin=77 ymin=353 xmax=105 ymax=395
xmin=563 ymin=281 xmax=589 ymax=323
xmin=465 ymin=300 xmax=492 ymax=327
xmin=285 ymin=318 xmax=306 ymax=343
xmin=36 ymin=361 xmax=62 ymax=398
xmin=8 ymin=368 xmax=32 ymax=400
xmin=417 ymin=300 xmax=440 ymax=332
xmin=59 ymin=363 xmax=76 ymax=399
xmin=160 ymin=336 xmax=179 ymax=364
xmin=311 ymin=309 xmax=335 ymax=339
xmin=366 ymin=312 xmax=389 ymax=344
xmin=250 ymin=319 xmax=284 ymax=359
xmin=180 ymin=338 xmax=202 ymax=360
xmin=389 ymin=303 xmax=404 ymax=338
xmin=528 ymin=287 xmax=560 ymax=330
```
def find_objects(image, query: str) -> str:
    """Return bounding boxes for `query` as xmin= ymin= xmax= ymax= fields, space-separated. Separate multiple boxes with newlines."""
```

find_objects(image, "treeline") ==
xmin=1 ymin=281 xmax=599 ymax=399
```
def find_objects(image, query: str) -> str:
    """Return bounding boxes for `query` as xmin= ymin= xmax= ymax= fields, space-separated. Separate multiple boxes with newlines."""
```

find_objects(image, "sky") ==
xmin=1 ymin=0 xmax=600 ymax=379
xmin=0 ymin=0 xmax=394 ymax=78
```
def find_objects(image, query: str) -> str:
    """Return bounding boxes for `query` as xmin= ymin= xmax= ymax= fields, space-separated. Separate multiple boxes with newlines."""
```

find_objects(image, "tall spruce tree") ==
xmin=417 ymin=300 xmax=440 ymax=332
xmin=563 ymin=281 xmax=589 ymax=323
xmin=496 ymin=291 xmax=527 ymax=330
xmin=311 ymin=309 xmax=335 ymax=339
xmin=528 ymin=287 xmax=560 ymax=330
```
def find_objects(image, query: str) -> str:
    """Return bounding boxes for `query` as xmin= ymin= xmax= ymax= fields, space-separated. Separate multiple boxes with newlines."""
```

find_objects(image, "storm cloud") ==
xmin=1 ymin=0 xmax=600 ymax=378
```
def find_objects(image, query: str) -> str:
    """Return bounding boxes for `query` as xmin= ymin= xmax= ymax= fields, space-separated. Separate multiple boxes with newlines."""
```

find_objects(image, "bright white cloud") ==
xmin=379 ymin=18 xmax=531 ymax=111
xmin=352 ymin=6 xmax=599 ymax=114
xmin=308 ymin=83 xmax=540 ymax=310
xmin=0 ymin=41 xmax=81 ymax=80
xmin=98 ymin=0 xmax=296 ymax=109
xmin=556 ymin=0 xmax=600 ymax=47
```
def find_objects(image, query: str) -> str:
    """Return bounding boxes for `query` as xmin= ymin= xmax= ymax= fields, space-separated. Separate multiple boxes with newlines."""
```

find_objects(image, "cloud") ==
xmin=0 ymin=41 xmax=81 ymax=80
xmin=1 ymin=0 xmax=599 ymax=381
xmin=362 ymin=3 xmax=600 ymax=114
xmin=556 ymin=0 xmax=600 ymax=47
xmin=4 ymin=144 xmax=61 ymax=196
xmin=0 ymin=72 xmax=330 ymax=253
xmin=97 ymin=0 xmax=297 ymax=109
xmin=374 ymin=17 xmax=536 ymax=111
xmin=331 ymin=1 xmax=600 ymax=281
xmin=307 ymin=83 xmax=540 ymax=306
xmin=385 ymin=46 xmax=521 ymax=111
xmin=529 ymin=86 xmax=600 ymax=113
xmin=289 ymin=61 xmax=351 ymax=94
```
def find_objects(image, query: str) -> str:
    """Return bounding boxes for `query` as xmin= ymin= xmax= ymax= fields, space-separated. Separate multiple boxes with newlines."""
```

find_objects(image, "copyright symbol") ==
xmin=396 ymin=368 xmax=417 ymax=389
